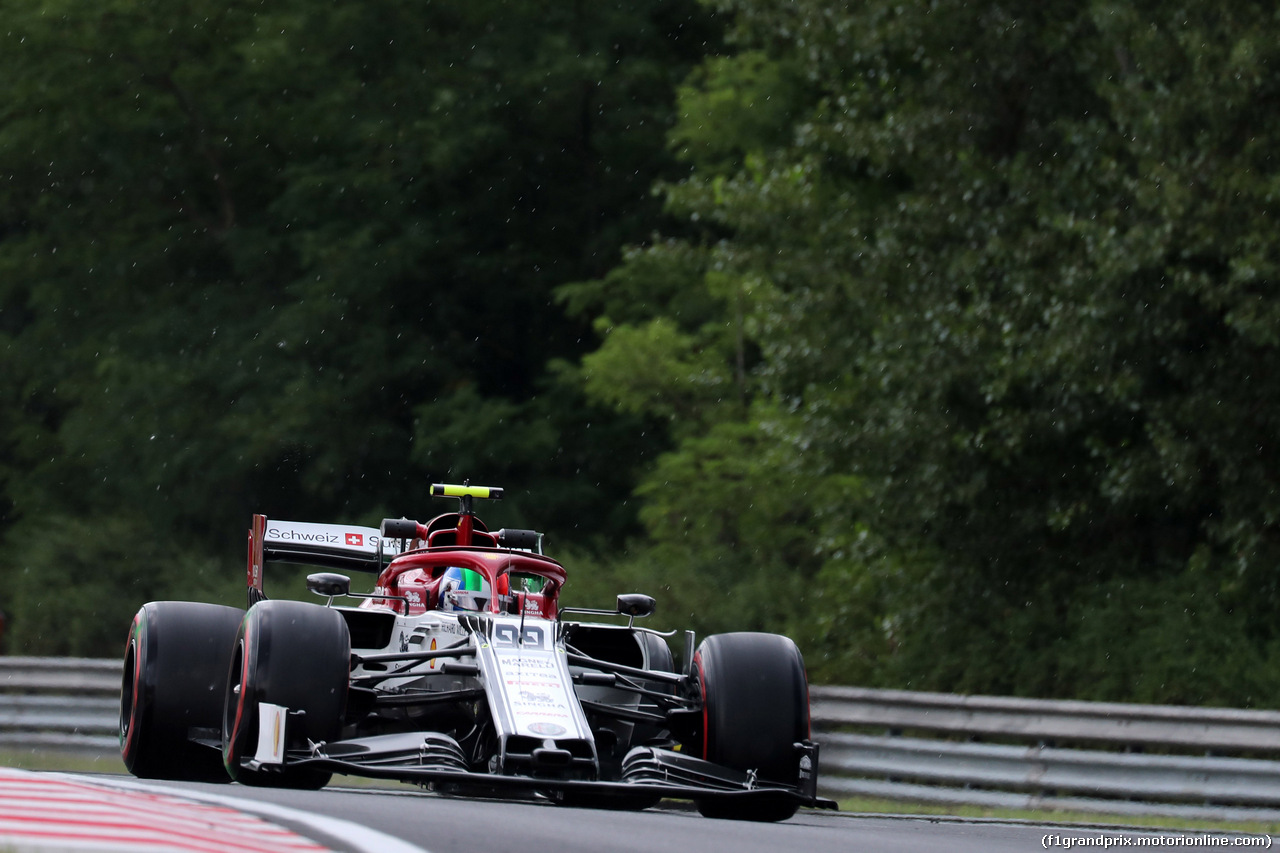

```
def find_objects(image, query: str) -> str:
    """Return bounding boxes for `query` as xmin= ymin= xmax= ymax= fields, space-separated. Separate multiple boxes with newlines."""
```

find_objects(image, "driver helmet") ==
xmin=438 ymin=567 xmax=490 ymax=612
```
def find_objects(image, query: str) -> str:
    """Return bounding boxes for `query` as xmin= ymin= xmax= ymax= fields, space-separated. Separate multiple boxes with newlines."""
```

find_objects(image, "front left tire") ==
xmin=222 ymin=600 xmax=350 ymax=789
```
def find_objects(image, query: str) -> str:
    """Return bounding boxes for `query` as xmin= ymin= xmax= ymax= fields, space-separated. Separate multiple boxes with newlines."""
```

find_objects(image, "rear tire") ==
xmin=628 ymin=628 xmax=676 ymax=755
xmin=637 ymin=630 xmax=674 ymax=674
xmin=222 ymin=600 xmax=350 ymax=789
xmin=692 ymin=632 xmax=809 ymax=822
xmin=120 ymin=601 xmax=244 ymax=782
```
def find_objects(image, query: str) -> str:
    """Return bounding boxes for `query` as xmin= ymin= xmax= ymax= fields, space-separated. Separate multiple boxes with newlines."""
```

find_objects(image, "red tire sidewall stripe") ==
xmin=120 ymin=613 xmax=146 ymax=761
xmin=225 ymin=616 xmax=254 ymax=771
xmin=695 ymin=651 xmax=709 ymax=761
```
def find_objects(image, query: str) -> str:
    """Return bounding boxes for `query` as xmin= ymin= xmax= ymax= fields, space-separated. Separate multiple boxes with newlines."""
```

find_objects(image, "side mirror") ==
xmin=616 ymin=594 xmax=656 ymax=618
xmin=307 ymin=572 xmax=351 ymax=598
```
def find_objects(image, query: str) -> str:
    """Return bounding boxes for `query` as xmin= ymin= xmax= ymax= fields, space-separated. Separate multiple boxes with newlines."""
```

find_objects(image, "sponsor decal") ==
xmin=268 ymin=527 xmax=341 ymax=544
xmin=263 ymin=522 xmax=401 ymax=554
xmin=527 ymin=722 xmax=567 ymax=737
xmin=519 ymin=690 xmax=555 ymax=704
xmin=429 ymin=637 xmax=438 ymax=670
xmin=498 ymin=655 xmax=557 ymax=671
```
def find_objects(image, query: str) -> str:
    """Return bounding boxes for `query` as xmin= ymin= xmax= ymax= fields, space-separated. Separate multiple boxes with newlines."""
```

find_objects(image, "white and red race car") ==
xmin=120 ymin=484 xmax=833 ymax=821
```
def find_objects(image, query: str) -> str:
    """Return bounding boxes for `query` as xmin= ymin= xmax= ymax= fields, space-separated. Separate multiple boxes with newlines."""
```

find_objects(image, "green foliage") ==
xmin=5 ymin=0 xmax=1279 ymax=716
xmin=5 ymin=514 xmax=243 ymax=655
xmin=0 ymin=0 xmax=718 ymax=652
xmin=580 ymin=317 xmax=733 ymax=425
xmin=670 ymin=51 xmax=807 ymax=170
xmin=562 ymin=0 xmax=1280 ymax=706
xmin=632 ymin=416 xmax=816 ymax=630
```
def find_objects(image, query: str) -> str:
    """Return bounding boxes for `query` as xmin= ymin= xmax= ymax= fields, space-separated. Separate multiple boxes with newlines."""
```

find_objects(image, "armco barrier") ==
xmin=810 ymin=684 xmax=1280 ymax=752
xmin=0 ymin=657 xmax=120 ymax=752
xmin=7 ymin=658 xmax=1280 ymax=818
xmin=810 ymin=685 xmax=1280 ymax=819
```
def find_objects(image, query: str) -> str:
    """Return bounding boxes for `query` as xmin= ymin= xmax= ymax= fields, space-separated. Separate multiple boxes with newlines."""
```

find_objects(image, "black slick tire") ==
xmin=221 ymin=600 xmax=350 ymax=789
xmin=692 ymin=632 xmax=809 ymax=821
xmin=120 ymin=601 xmax=245 ymax=782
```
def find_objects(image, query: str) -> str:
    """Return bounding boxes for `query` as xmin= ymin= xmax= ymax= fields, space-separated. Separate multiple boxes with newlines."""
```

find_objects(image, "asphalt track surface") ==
xmin=81 ymin=776 xmax=1280 ymax=853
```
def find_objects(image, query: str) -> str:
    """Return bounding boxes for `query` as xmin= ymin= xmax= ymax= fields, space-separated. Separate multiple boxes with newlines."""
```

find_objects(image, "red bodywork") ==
xmin=247 ymin=510 xmax=566 ymax=618
xmin=368 ymin=546 xmax=566 ymax=618
xmin=371 ymin=512 xmax=566 ymax=617
xmin=246 ymin=514 xmax=266 ymax=595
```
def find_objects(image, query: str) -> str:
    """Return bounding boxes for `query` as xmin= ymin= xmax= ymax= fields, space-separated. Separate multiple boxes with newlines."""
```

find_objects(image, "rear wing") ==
xmin=247 ymin=514 xmax=406 ymax=602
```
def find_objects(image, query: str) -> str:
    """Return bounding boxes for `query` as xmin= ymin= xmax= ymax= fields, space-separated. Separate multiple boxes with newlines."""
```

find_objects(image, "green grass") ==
xmin=0 ymin=748 xmax=125 ymax=774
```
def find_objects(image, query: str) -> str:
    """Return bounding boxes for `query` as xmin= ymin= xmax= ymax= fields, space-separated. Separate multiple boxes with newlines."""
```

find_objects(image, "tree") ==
xmin=571 ymin=0 xmax=1280 ymax=703
xmin=0 ymin=0 xmax=717 ymax=652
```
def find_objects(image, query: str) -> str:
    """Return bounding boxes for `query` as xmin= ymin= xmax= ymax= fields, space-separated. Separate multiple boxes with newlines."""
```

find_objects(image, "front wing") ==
xmin=241 ymin=731 xmax=836 ymax=811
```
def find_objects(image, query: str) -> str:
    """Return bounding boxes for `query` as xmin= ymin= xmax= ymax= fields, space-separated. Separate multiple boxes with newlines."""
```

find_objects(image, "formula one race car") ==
xmin=120 ymin=484 xmax=834 ymax=820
